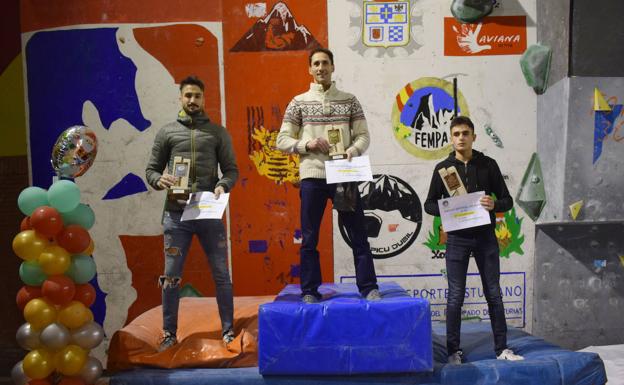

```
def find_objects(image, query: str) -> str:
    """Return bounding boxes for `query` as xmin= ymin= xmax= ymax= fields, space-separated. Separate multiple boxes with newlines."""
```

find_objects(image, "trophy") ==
xmin=325 ymin=126 xmax=347 ymax=160
xmin=168 ymin=156 xmax=191 ymax=201
xmin=438 ymin=166 xmax=467 ymax=196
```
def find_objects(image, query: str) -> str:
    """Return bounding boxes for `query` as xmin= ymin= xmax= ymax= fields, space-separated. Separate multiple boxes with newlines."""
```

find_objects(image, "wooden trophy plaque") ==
xmin=168 ymin=156 xmax=191 ymax=201
xmin=438 ymin=166 xmax=467 ymax=196
xmin=325 ymin=126 xmax=347 ymax=160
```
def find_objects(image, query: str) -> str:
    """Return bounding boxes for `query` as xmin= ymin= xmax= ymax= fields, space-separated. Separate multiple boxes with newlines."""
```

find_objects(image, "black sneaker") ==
xmin=158 ymin=330 xmax=177 ymax=352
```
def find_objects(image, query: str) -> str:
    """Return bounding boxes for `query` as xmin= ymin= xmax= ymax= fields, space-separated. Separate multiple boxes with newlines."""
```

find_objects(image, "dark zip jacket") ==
xmin=146 ymin=111 xmax=239 ymax=212
xmin=424 ymin=150 xmax=512 ymax=234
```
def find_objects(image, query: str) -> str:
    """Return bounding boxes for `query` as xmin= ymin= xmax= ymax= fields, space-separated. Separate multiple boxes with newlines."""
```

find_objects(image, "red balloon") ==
xmin=21 ymin=216 xmax=32 ymax=231
xmin=31 ymin=206 xmax=64 ymax=238
xmin=42 ymin=275 xmax=76 ymax=306
xmin=73 ymin=283 xmax=96 ymax=307
xmin=17 ymin=286 xmax=43 ymax=311
xmin=58 ymin=377 xmax=86 ymax=385
xmin=56 ymin=225 xmax=91 ymax=254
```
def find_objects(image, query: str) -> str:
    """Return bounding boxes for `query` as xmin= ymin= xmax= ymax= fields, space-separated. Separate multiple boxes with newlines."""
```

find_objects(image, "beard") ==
xmin=183 ymin=104 xmax=202 ymax=116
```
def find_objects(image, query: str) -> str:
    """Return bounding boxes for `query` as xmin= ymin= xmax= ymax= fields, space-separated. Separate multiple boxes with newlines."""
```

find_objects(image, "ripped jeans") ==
xmin=161 ymin=210 xmax=233 ymax=335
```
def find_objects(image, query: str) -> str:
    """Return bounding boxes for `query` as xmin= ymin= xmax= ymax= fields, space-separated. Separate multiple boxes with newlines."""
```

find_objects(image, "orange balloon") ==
xmin=58 ymin=301 xmax=92 ymax=329
xmin=38 ymin=245 xmax=71 ymax=275
xmin=17 ymin=285 xmax=43 ymax=311
xmin=13 ymin=230 xmax=49 ymax=261
xmin=29 ymin=379 xmax=53 ymax=385
xmin=22 ymin=349 xmax=54 ymax=379
xmin=42 ymin=275 xmax=76 ymax=306
xmin=73 ymin=284 xmax=96 ymax=307
xmin=55 ymin=345 xmax=87 ymax=376
xmin=57 ymin=225 xmax=91 ymax=254
xmin=81 ymin=239 xmax=94 ymax=255
xmin=57 ymin=377 xmax=86 ymax=385
xmin=31 ymin=206 xmax=64 ymax=238
xmin=21 ymin=216 xmax=33 ymax=231
xmin=24 ymin=298 xmax=57 ymax=330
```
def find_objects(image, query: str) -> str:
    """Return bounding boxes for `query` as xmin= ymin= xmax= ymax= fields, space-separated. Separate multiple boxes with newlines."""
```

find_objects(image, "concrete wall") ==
xmin=533 ymin=0 xmax=624 ymax=349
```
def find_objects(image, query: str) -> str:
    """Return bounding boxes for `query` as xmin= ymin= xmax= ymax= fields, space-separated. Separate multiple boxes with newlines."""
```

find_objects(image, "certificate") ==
xmin=438 ymin=191 xmax=491 ymax=232
xmin=325 ymin=155 xmax=374 ymax=184
xmin=181 ymin=191 xmax=229 ymax=221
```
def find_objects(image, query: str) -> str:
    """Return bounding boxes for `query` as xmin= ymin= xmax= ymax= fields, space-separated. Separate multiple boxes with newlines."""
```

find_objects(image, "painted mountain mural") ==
xmin=231 ymin=2 xmax=320 ymax=52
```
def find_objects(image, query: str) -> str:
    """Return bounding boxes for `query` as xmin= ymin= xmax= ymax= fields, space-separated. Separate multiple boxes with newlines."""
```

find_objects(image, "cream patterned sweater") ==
xmin=276 ymin=82 xmax=370 ymax=180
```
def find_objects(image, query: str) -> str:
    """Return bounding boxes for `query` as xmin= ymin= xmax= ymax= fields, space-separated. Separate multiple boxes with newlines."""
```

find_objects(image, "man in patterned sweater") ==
xmin=277 ymin=48 xmax=380 ymax=303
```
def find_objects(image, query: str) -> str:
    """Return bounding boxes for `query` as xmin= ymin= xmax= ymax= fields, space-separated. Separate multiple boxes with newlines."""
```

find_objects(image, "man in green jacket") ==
xmin=146 ymin=75 xmax=239 ymax=351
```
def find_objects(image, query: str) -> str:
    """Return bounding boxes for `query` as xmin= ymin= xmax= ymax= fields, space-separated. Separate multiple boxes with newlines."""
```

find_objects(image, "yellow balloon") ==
xmin=22 ymin=348 xmax=54 ymax=379
xmin=58 ymin=301 xmax=92 ymax=329
xmin=24 ymin=298 xmax=58 ymax=330
xmin=55 ymin=344 xmax=87 ymax=376
xmin=38 ymin=245 xmax=70 ymax=275
xmin=81 ymin=239 xmax=95 ymax=255
xmin=12 ymin=230 xmax=48 ymax=261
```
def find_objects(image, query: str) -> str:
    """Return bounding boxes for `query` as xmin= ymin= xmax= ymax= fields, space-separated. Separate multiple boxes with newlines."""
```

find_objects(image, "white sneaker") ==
xmin=365 ymin=289 xmax=382 ymax=301
xmin=497 ymin=349 xmax=524 ymax=361
xmin=447 ymin=350 xmax=463 ymax=365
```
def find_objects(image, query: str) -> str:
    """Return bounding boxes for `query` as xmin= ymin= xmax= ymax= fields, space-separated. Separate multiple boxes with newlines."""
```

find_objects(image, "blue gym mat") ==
xmin=259 ymin=282 xmax=432 ymax=375
xmin=111 ymin=322 xmax=607 ymax=385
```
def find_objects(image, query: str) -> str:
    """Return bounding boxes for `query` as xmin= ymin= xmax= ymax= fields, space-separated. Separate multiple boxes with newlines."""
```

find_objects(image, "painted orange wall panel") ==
xmin=121 ymin=235 xmax=219 ymax=324
xmin=134 ymin=24 xmax=222 ymax=124
xmin=223 ymin=1 xmax=330 ymax=295
xmin=21 ymin=0 xmax=222 ymax=32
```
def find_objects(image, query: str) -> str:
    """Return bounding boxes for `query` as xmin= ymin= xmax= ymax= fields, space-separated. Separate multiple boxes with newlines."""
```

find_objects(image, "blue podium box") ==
xmin=258 ymin=282 xmax=432 ymax=375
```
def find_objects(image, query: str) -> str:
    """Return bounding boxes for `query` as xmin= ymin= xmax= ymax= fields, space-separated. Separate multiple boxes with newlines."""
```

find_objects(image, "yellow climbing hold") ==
xmin=569 ymin=200 xmax=584 ymax=220
xmin=594 ymin=88 xmax=611 ymax=111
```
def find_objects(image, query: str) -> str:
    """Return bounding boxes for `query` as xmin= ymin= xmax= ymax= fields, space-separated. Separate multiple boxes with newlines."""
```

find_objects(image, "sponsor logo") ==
xmin=391 ymin=77 xmax=469 ymax=160
xmin=338 ymin=174 xmax=422 ymax=259
xmin=363 ymin=1 xmax=410 ymax=47
xmin=444 ymin=16 xmax=527 ymax=56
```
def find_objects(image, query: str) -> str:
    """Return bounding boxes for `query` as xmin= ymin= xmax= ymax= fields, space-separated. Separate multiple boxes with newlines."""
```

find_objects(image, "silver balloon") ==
xmin=16 ymin=323 xmax=41 ymax=351
xmin=70 ymin=321 xmax=105 ymax=350
xmin=80 ymin=356 xmax=103 ymax=384
xmin=40 ymin=322 xmax=71 ymax=350
xmin=11 ymin=361 xmax=30 ymax=385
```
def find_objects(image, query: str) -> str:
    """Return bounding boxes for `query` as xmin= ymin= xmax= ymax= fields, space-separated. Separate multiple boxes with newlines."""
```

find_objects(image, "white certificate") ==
xmin=181 ymin=191 xmax=229 ymax=221
xmin=438 ymin=191 xmax=491 ymax=232
xmin=324 ymin=155 xmax=374 ymax=184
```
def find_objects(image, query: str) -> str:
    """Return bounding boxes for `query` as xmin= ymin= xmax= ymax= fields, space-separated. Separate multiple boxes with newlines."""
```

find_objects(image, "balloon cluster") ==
xmin=12 ymin=180 xmax=102 ymax=385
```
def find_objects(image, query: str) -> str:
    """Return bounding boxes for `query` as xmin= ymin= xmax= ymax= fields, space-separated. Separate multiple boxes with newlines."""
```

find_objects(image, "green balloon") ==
xmin=61 ymin=203 xmax=95 ymax=230
xmin=18 ymin=187 xmax=49 ymax=216
xmin=48 ymin=180 xmax=80 ymax=213
xmin=66 ymin=255 xmax=96 ymax=284
xmin=19 ymin=261 xmax=47 ymax=286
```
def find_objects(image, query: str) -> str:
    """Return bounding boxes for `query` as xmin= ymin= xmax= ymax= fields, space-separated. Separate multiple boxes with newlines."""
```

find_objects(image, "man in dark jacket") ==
xmin=424 ymin=116 xmax=523 ymax=364
xmin=146 ymin=75 xmax=239 ymax=351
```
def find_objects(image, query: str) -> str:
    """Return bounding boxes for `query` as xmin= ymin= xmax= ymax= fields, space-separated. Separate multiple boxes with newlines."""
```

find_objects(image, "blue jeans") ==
xmin=445 ymin=227 xmax=507 ymax=356
xmin=161 ymin=210 xmax=233 ymax=335
xmin=299 ymin=178 xmax=378 ymax=298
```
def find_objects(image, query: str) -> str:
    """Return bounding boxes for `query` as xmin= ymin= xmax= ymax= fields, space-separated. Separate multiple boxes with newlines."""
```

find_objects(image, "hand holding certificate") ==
xmin=325 ymin=155 xmax=374 ymax=184
xmin=438 ymin=191 xmax=491 ymax=232
xmin=181 ymin=191 xmax=229 ymax=221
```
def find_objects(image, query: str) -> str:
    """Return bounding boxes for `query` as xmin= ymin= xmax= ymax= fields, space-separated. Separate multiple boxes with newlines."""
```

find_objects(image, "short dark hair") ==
xmin=450 ymin=116 xmax=474 ymax=132
xmin=309 ymin=48 xmax=334 ymax=65
xmin=179 ymin=75 xmax=204 ymax=92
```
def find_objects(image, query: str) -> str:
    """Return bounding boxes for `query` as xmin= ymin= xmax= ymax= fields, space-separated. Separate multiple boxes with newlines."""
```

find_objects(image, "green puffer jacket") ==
xmin=146 ymin=111 xmax=239 ymax=211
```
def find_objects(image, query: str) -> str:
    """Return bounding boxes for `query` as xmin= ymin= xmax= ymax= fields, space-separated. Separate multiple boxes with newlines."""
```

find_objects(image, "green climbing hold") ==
xmin=451 ymin=0 xmax=493 ymax=23
xmin=520 ymin=44 xmax=552 ymax=95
